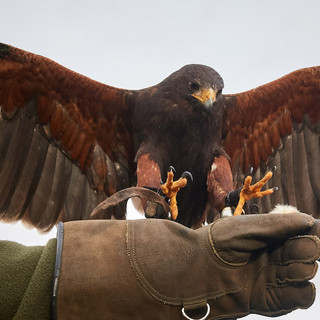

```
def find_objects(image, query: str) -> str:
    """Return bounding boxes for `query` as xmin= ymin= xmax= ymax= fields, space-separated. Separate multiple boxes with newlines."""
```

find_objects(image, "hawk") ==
xmin=0 ymin=43 xmax=319 ymax=231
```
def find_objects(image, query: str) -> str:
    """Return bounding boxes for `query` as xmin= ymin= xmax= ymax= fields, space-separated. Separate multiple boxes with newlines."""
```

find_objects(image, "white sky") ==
xmin=1 ymin=0 xmax=320 ymax=319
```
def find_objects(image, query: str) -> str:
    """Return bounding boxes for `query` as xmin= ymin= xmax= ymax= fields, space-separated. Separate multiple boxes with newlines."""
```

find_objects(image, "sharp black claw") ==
xmin=248 ymin=166 xmax=254 ymax=176
xmin=181 ymin=171 xmax=193 ymax=182
xmin=272 ymin=186 xmax=279 ymax=191
xmin=271 ymin=166 xmax=277 ymax=173
xmin=168 ymin=166 xmax=176 ymax=173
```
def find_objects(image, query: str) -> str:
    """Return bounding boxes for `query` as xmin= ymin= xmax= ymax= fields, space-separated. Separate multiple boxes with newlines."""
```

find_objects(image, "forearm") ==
xmin=0 ymin=239 xmax=56 ymax=320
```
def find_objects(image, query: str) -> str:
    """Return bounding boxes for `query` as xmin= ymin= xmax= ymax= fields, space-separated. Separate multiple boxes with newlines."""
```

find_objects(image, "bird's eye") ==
xmin=188 ymin=81 xmax=200 ymax=91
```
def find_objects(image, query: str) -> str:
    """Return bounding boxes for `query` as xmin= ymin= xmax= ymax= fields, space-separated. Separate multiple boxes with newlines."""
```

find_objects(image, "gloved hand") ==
xmin=55 ymin=213 xmax=320 ymax=320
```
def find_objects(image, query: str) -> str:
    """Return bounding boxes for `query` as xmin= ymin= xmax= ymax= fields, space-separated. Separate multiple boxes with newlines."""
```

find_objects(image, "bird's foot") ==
xmin=234 ymin=167 xmax=277 ymax=216
xmin=160 ymin=167 xmax=193 ymax=220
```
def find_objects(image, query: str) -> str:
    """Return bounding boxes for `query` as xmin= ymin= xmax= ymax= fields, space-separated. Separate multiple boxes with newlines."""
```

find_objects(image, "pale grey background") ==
xmin=0 ymin=0 xmax=319 ymax=318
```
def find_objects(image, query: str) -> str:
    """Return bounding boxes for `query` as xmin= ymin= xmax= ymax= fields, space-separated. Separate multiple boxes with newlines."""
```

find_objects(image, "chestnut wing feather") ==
xmin=0 ymin=43 xmax=134 ymax=230
xmin=222 ymin=66 xmax=320 ymax=217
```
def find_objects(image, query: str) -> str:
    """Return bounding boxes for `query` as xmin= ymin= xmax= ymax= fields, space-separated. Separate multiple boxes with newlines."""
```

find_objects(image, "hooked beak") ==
xmin=192 ymin=87 xmax=217 ymax=111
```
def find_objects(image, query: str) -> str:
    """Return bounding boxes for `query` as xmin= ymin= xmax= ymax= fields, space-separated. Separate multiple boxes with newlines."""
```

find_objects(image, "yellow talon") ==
xmin=234 ymin=171 xmax=274 ymax=216
xmin=161 ymin=170 xmax=188 ymax=220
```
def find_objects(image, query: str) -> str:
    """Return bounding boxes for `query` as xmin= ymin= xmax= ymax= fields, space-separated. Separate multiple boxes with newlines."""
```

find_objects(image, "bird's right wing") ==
xmin=0 ymin=43 xmax=135 ymax=231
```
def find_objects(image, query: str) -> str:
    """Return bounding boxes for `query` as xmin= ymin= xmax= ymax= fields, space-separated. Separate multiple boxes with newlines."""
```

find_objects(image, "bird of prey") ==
xmin=0 ymin=43 xmax=319 ymax=231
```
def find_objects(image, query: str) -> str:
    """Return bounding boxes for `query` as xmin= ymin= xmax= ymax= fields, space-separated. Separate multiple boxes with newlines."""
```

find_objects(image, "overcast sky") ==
xmin=1 ymin=0 xmax=320 ymax=319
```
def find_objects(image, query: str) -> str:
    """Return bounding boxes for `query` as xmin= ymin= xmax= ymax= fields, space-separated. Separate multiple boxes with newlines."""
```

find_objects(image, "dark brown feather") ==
xmin=223 ymin=67 xmax=320 ymax=216
xmin=0 ymin=43 xmax=134 ymax=230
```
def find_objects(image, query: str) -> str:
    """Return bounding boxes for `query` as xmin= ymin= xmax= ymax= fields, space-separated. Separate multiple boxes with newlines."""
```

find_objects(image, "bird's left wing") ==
xmin=0 ymin=43 xmax=135 ymax=231
xmin=222 ymin=67 xmax=320 ymax=217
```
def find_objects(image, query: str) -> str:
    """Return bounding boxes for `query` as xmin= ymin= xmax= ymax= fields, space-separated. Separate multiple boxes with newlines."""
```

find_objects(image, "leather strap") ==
xmin=51 ymin=222 xmax=64 ymax=320
xmin=90 ymin=187 xmax=170 ymax=219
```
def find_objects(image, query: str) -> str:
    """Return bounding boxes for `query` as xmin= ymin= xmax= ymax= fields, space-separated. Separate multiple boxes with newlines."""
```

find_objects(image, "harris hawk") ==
xmin=0 ymin=43 xmax=319 ymax=231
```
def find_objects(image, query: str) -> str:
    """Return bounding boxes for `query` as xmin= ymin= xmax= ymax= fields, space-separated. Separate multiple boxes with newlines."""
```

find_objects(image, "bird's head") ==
xmin=161 ymin=64 xmax=224 ymax=112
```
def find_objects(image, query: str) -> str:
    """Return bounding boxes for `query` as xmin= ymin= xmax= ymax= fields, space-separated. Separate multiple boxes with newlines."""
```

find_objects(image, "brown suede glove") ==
xmin=56 ymin=213 xmax=320 ymax=320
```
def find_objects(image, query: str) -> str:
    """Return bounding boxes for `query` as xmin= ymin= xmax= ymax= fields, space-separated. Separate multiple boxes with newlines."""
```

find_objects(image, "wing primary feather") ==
xmin=3 ymin=125 xmax=48 ymax=220
xmin=280 ymin=135 xmax=297 ymax=208
xmin=18 ymin=132 xmax=49 ymax=220
xmin=37 ymin=148 xmax=72 ymax=231
xmin=304 ymin=123 xmax=320 ymax=206
xmin=291 ymin=130 xmax=303 ymax=210
xmin=0 ymin=108 xmax=23 ymax=171
xmin=293 ymin=127 xmax=318 ymax=213
xmin=63 ymin=165 xmax=92 ymax=221
xmin=27 ymin=144 xmax=57 ymax=228
xmin=0 ymin=107 xmax=35 ymax=213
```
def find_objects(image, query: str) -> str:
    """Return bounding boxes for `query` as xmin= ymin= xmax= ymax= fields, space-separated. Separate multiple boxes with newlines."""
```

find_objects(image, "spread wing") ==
xmin=0 ymin=43 xmax=135 ymax=231
xmin=222 ymin=67 xmax=320 ymax=217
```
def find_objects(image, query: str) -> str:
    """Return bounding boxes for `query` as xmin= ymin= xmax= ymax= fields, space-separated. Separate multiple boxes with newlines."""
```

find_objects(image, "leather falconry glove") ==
xmin=54 ymin=213 xmax=320 ymax=320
